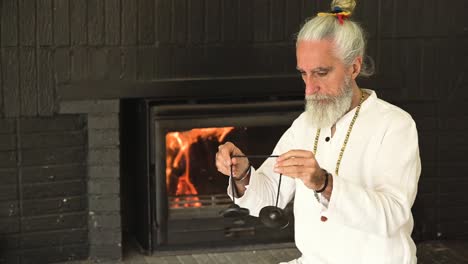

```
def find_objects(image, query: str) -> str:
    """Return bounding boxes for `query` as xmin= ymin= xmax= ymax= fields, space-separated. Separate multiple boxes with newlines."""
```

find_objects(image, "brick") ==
xmin=88 ymin=165 xmax=119 ymax=179
xmin=440 ymin=117 xmax=468 ymax=131
xmin=137 ymin=47 xmax=156 ymax=80
xmin=88 ymin=178 xmax=119 ymax=195
xmin=20 ymin=244 xmax=88 ymax=264
xmin=0 ymin=134 xmax=16 ymax=151
xmin=20 ymin=228 xmax=87 ymax=248
xmin=121 ymin=0 xmax=137 ymax=45
xmin=285 ymin=0 xmax=301 ymax=40
xmin=238 ymin=0 xmax=253 ymax=42
xmin=20 ymin=116 xmax=85 ymax=133
xmin=0 ymin=184 xmax=18 ymax=201
xmin=438 ymin=177 xmax=468 ymax=194
xmin=173 ymin=46 xmax=188 ymax=77
xmin=1 ymin=0 xmax=18 ymax=46
xmin=22 ymin=212 xmax=87 ymax=232
xmin=173 ymin=0 xmax=187 ymax=44
xmin=0 ymin=53 xmax=3 ymax=117
xmin=187 ymin=46 xmax=204 ymax=76
xmin=205 ymin=0 xmax=221 ymax=43
xmin=59 ymin=100 xmax=119 ymax=114
xmin=19 ymin=0 xmax=36 ymax=45
xmin=156 ymin=46 xmax=173 ymax=78
xmin=156 ymin=0 xmax=171 ymax=43
xmin=0 ymin=120 xmax=15 ymax=134
xmin=87 ymin=114 xmax=119 ymax=129
xmin=0 ymin=201 xmax=18 ymax=217
xmin=54 ymin=48 xmax=71 ymax=84
xmin=37 ymin=48 xmax=55 ymax=116
xmin=0 ymin=151 xmax=17 ymax=168
xmin=0 ymin=254 xmax=20 ymax=264
xmin=439 ymin=207 xmax=468 ymax=223
xmin=22 ymin=147 xmax=86 ymax=166
xmin=2 ymin=48 xmax=20 ymax=117
xmin=22 ymin=181 xmax=86 ymax=199
xmin=222 ymin=0 xmax=237 ymax=43
xmin=89 ymin=195 xmax=120 ymax=212
xmin=89 ymin=48 xmax=108 ymax=80
xmin=22 ymin=164 xmax=86 ymax=184
xmin=121 ymin=48 xmax=137 ymax=80
xmin=37 ymin=0 xmax=53 ymax=45
xmin=0 ymin=217 xmax=20 ymax=234
xmin=21 ymin=131 xmax=86 ymax=150
xmin=22 ymin=196 xmax=87 ymax=216
xmin=138 ymin=0 xmax=155 ymax=44
xmin=54 ymin=0 xmax=70 ymax=46
xmin=70 ymin=0 xmax=87 ymax=45
xmin=254 ymin=0 xmax=269 ymax=42
xmin=89 ymin=129 xmax=119 ymax=147
xmin=88 ymin=212 xmax=121 ymax=229
xmin=88 ymin=0 xmax=105 ymax=45
xmin=107 ymin=47 xmax=121 ymax=79
xmin=0 ymin=234 xmax=19 ymax=250
xmin=105 ymin=0 xmax=120 ymax=45
xmin=0 ymin=168 xmax=17 ymax=185
xmin=89 ymin=228 xmax=121 ymax=244
xmin=439 ymin=193 xmax=468 ymax=208
xmin=189 ymin=0 xmax=204 ymax=44
xmin=89 ymin=243 xmax=122 ymax=261
xmin=419 ymin=134 xmax=437 ymax=162
xmin=71 ymin=47 xmax=88 ymax=80
xmin=88 ymin=147 xmax=120 ymax=165
xmin=19 ymin=47 xmax=38 ymax=116
xmin=438 ymin=221 xmax=468 ymax=240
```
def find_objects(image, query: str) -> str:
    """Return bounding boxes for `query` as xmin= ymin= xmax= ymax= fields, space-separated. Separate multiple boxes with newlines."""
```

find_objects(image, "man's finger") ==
xmin=277 ymin=150 xmax=313 ymax=162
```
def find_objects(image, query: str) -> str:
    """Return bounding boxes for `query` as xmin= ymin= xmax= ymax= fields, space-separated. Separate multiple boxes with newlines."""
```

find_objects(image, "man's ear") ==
xmin=351 ymin=57 xmax=362 ymax=80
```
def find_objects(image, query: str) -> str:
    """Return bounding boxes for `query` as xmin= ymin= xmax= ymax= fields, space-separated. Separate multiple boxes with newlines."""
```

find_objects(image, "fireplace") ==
xmin=121 ymin=77 xmax=305 ymax=253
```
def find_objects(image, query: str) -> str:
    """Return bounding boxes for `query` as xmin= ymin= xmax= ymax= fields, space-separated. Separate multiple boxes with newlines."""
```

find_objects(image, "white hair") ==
xmin=296 ymin=0 xmax=374 ymax=77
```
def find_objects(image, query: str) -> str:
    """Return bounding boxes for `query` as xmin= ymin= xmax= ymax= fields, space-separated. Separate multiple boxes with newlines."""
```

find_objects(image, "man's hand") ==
xmin=274 ymin=149 xmax=327 ymax=190
xmin=216 ymin=142 xmax=250 ymax=180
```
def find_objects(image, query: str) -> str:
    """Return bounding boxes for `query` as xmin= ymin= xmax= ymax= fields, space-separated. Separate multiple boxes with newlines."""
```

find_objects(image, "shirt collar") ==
xmin=335 ymin=88 xmax=376 ymax=130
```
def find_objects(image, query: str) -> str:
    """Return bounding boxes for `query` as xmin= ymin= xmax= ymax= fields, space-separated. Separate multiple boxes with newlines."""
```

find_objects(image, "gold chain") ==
xmin=313 ymin=89 xmax=365 ymax=176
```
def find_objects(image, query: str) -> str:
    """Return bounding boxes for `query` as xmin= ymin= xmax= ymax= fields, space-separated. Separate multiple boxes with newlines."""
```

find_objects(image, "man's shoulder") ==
xmin=370 ymin=96 xmax=416 ymax=127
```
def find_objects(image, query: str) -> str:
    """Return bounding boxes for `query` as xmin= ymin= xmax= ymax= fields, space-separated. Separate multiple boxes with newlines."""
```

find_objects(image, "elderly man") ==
xmin=216 ymin=0 xmax=421 ymax=263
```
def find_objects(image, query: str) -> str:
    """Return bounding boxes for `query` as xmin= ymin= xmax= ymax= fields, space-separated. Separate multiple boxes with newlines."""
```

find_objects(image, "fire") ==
xmin=166 ymin=127 xmax=234 ymax=208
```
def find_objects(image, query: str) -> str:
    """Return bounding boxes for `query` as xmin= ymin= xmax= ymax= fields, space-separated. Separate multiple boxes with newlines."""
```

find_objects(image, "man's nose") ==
xmin=304 ymin=75 xmax=319 ymax=95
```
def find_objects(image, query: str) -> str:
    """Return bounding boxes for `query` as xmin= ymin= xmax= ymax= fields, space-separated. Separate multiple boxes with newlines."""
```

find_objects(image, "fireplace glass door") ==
xmin=135 ymin=98 xmax=304 ymax=252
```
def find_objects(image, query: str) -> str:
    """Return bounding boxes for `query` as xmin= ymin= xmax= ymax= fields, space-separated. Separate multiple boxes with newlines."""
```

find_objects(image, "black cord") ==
xmin=230 ymin=164 xmax=236 ymax=203
xmin=232 ymin=155 xmax=279 ymax=158
xmin=276 ymin=173 xmax=282 ymax=208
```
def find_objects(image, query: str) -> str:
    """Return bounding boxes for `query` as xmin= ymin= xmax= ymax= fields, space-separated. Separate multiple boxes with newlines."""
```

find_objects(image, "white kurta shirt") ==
xmin=228 ymin=89 xmax=421 ymax=264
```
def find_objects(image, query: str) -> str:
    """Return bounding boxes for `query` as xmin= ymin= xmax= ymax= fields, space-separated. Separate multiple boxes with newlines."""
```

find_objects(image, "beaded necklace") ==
xmin=312 ymin=89 xmax=365 ymax=199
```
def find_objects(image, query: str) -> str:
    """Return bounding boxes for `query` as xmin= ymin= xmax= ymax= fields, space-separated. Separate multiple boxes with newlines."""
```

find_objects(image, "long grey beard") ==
xmin=305 ymin=77 xmax=353 ymax=129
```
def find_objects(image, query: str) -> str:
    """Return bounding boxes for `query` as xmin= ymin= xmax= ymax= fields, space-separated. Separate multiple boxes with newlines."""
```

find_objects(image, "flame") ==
xmin=166 ymin=127 xmax=234 ymax=208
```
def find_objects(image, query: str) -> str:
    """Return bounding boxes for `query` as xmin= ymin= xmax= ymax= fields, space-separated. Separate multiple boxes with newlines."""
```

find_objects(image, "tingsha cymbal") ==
xmin=259 ymin=206 xmax=289 ymax=229
xmin=220 ymin=203 xmax=250 ymax=218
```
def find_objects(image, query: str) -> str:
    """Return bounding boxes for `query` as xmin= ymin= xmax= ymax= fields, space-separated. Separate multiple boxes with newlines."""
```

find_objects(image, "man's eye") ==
xmin=317 ymin=71 xmax=328 ymax=77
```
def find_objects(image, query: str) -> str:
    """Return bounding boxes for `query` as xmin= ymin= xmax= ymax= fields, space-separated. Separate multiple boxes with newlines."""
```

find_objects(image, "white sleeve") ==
xmin=327 ymin=115 xmax=421 ymax=237
xmin=227 ymin=125 xmax=297 ymax=217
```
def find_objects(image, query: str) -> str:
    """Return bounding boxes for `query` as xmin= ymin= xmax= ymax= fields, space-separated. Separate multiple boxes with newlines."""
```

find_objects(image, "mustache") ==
xmin=305 ymin=94 xmax=340 ymax=103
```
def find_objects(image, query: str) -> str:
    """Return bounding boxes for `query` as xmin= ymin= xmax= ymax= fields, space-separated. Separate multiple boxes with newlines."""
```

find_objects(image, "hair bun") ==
xmin=331 ymin=0 xmax=356 ymax=13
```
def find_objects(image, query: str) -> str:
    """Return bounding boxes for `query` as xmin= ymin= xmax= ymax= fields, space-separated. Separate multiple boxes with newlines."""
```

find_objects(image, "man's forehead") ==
xmin=296 ymin=39 xmax=335 ymax=49
xmin=296 ymin=40 xmax=340 ymax=66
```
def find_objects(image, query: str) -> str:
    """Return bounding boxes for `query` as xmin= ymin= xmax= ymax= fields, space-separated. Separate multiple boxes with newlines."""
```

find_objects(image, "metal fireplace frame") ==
xmin=120 ymin=76 xmax=305 ymax=254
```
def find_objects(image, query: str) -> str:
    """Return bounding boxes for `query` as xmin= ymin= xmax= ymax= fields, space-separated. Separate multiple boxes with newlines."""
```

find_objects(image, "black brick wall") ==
xmin=0 ymin=0 xmax=467 ymax=262
xmin=0 ymin=116 xmax=88 ymax=264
